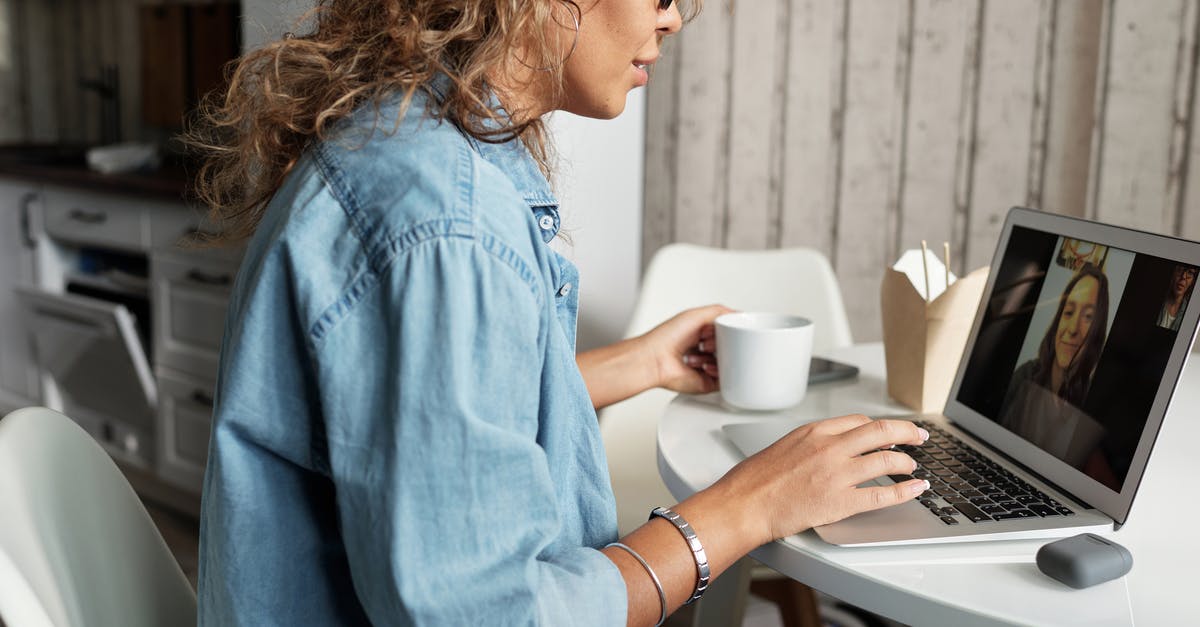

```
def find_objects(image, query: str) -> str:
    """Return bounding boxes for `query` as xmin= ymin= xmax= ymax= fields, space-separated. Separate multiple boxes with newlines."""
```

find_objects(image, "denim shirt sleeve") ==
xmin=313 ymin=233 xmax=626 ymax=625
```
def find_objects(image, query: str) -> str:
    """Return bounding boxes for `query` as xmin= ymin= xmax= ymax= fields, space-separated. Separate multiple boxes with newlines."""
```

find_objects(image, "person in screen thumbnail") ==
xmin=1156 ymin=265 xmax=1196 ymax=331
xmin=1000 ymin=264 xmax=1109 ymax=468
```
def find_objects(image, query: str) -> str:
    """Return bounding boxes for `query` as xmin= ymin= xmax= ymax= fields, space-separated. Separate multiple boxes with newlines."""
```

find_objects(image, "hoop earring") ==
xmin=520 ymin=1 xmax=580 ymax=72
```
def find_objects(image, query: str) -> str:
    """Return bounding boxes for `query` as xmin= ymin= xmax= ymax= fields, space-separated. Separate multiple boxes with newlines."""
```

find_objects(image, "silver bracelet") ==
xmin=606 ymin=542 xmax=667 ymax=627
xmin=649 ymin=506 xmax=710 ymax=604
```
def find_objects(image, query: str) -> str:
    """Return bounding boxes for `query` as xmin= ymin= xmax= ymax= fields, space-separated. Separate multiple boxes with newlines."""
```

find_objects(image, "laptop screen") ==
xmin=955 ymin=224 xmax=1198 ymax=493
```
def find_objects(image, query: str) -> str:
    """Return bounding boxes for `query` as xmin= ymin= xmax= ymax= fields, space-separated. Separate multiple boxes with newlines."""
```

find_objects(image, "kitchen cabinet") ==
xmin=152 ymin=247 xmax=240 ymax=492
xmin=156 ymin=367 xmax=216 ymax=491
xmin=16 ymin=185 xmax=189 ymax=468
xmin=5 ymin=177 xmax=240 ymax=505
xmin=0 ymin=177 xmax=42 ymax=412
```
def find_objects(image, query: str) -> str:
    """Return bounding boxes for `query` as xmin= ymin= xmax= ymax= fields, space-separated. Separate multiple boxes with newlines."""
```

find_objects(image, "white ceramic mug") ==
xmin=715 ymin=312 xmax=814 ymax=411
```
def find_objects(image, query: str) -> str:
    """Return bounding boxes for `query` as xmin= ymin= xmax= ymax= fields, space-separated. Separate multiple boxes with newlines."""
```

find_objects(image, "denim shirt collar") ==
xmin=472 ymin=138 xmax=561 ymax=243
xmin=428 ymin=75 xmax=561 ymax=242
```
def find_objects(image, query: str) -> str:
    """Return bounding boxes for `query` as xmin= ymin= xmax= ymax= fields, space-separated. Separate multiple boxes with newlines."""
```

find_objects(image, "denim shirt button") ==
xmin=558 ymin=282 xmax=572 ymax=297
xmin=538 ymin=215 xmax=555 ymax=231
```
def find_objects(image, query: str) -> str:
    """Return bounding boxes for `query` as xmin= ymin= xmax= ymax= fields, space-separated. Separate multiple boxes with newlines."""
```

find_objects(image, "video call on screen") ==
xmin=956 ymin=226 xmax=1197 ymax=492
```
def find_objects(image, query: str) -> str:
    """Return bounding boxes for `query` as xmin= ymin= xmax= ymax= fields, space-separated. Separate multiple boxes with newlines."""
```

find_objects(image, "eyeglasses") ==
xmin=658 ymin=0 xmax=674 ymax=10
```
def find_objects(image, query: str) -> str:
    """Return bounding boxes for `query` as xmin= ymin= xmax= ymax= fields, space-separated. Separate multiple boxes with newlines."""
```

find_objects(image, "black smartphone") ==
xmin=808 ymin=356 xmax=859 ymax=384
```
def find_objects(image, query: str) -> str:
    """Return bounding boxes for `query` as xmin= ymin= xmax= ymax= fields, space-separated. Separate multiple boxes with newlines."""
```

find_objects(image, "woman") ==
xmin=1000 ymin=264 xmax=1109 ymax=466
xmin=1156 ymin=265 xmax=1196 ymax=331
xmin=190 ymin=2 xmax=930 ymax=625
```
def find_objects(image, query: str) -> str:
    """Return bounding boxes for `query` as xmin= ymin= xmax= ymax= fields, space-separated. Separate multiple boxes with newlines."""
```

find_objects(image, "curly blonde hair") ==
xmin=186 ymin=0 xmax=699 ymax=243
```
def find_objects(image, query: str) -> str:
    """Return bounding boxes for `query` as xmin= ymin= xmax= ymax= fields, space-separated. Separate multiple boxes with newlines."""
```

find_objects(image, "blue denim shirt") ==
xmin=198 ymin=92 xmax=625 ymax=625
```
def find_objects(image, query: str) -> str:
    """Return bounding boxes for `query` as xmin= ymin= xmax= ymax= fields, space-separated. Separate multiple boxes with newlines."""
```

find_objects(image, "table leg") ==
xmin=748 ymin=575 xmax=821 ymax=627
xmin=688 ymin=556 xmax=753 ymax=627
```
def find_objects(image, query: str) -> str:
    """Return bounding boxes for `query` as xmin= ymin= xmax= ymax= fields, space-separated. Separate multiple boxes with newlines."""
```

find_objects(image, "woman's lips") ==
xmin=632 ymin=63 xmax=650 ymax=86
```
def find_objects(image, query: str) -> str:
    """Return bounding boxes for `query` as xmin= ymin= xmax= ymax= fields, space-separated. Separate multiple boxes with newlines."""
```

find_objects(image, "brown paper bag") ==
xmin=881 ymin=266 xmax=990 ymax=412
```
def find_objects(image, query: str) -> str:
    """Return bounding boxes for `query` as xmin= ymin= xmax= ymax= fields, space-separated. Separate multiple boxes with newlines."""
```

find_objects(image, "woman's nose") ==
xmin=658 ymin=2 xmax=683 ymax=35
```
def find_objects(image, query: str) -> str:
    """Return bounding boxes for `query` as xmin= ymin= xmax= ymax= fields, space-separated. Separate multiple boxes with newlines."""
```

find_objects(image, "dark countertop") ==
xmin=0 ymin=145 xmax=193 ymax=202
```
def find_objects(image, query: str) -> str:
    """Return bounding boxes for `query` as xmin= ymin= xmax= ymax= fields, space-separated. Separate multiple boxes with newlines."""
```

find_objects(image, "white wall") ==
xmin=549 ymin=100 xmax=644 ymax=351
xmin=242 ymin=0 xmax=644 ymax=351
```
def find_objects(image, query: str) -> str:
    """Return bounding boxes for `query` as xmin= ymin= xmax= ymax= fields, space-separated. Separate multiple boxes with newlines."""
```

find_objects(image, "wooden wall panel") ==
xmin=833 ymin=0 xmax=908 ymax=340
xmin=964 ymin=0 xmax=1047 ymax=271
xmin=897 ymin=0 xmax=975 ymax=271
xmin=642 ymin=39 xmax=681 ymax=266
xmin=1186 ymin=1 xmax=1200 ymax=242
xmin=777 ymin=0 xmax=843 ymax=258
xmin=1024 ymin=0 xmax=1057 ymax=213
xmin=1166 ymin=0 xmax=1199 ymax=238
xmin=642 ymin=0 xmax=1200 ymax=340
xmin=670 ymin=3 xmax=730 ymax=247
xmin=1091 ymin=0 xmax=1190 ymax=232
xmin=723 ymin=0 xmax=781 ymax=249
xmin=1042 ymin=0 xmax=1104 ymax=219
xmin=1181 ymin=1 xmax=1200 ymax=241
xmin=1186 ymin=86 xmax=1200 ymax=239
xmin=949 ymin=0 xmax=983 ymax=277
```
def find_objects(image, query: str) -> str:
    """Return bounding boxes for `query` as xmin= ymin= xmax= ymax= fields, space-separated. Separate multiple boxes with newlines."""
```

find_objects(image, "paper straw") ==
xmin=944 ymin=241 xmax=951 ymax=290
xmin=921 ymin=240 xmax=931 ymax=303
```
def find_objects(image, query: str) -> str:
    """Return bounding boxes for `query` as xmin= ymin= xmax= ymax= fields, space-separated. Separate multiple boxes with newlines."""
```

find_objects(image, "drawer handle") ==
xmin=185 ymin=269 xmax=232 ymax=287
xmin=20 ymin=192 xmax=38 ymax=248
xmin=68 ymin=208 xmax=107 ymax=224
xmin=191 ymin=391 xmax=215 ymax=407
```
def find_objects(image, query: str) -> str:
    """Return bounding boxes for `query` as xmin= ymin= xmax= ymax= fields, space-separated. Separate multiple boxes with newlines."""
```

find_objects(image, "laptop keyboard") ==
xmin=888 ymin=421 xmax=1077 ymax=525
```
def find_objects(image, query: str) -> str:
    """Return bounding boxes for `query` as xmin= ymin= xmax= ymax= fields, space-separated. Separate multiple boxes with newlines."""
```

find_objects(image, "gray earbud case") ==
xmin=1035 ymin=533 xmax=1133 ymax=589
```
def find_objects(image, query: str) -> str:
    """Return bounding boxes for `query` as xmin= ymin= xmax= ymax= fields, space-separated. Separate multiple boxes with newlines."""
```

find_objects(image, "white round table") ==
xmin=657 ymin=343 xmax=1200 ymax=626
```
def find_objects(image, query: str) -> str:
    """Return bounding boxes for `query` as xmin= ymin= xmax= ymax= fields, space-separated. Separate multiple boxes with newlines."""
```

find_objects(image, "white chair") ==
xmin=0 ymin=407 xmax=196 ymax=627
xmin=600 ymin=243 xmax=853 ymax=535
xmin=598 ymin=243 xmax=853 ymax=627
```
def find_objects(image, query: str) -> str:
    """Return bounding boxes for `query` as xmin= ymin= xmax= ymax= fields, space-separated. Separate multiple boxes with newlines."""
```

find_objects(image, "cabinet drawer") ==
xmin=157 ymin=367 xmax=214 ymax=493
xmin=42 ymin=187 xmax=151 ymax=251
xmin=152 ymin=252 xmax=236 ymax=378
xmin=16 ymin=286 xmax=156 ymax=469
xmin=149 ymin=207 xmax=205 ymax=250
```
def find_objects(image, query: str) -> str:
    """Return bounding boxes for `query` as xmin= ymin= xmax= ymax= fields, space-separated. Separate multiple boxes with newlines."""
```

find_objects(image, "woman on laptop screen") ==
xmin=1000 ymin=263 xmax=1110 ymax=467
xmin=1156 ymin=265 xmax=1196 ymax=331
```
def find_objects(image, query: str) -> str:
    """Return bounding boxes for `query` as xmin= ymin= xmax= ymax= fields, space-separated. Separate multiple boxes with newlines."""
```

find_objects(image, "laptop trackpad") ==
xmin=722 ymin=420 xmax=804 ymax=458
xmin=815 ymin=487 xmax=940 ymax=546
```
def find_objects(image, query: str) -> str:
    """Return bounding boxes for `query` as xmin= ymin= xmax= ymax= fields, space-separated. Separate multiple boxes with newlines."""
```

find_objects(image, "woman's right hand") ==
xmin=711 ymin=414 xmax=931 ymax=544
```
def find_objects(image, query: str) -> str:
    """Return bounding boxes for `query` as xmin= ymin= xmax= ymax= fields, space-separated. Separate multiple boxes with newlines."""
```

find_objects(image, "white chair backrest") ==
xmin=624 ymin=243 xmax=853 ymax=352
xmin=600 ymin=243 xmax=853 ymax=534
xmin=0 ymin=407 xmax=196 ymax=627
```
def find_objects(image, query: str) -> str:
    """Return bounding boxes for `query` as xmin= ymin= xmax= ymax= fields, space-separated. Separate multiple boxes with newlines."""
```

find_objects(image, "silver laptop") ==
xmin=725 ymin=207 xmax=1200 ymax=546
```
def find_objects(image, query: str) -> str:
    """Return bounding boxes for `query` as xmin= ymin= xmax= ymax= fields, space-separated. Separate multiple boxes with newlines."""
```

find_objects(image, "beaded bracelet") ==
xmin=649 ymin=506 xmax=710 ymax=604
xmin=606 ymin=542 xmax=667 ymax=627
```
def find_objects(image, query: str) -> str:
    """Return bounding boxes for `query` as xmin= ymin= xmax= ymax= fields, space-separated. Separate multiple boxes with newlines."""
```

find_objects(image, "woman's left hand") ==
xmin=639 ymin=304 xmax=734 ymax=394
xmin=577 ymin=304 xmax=734 ymax=409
